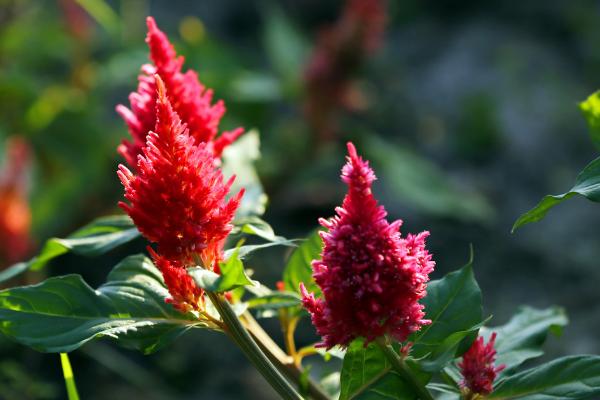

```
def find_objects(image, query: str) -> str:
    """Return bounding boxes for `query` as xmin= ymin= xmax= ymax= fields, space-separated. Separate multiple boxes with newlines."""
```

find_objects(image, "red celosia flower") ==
xmin=116 ymin=16 xmax=242 ymax=168
xmin=459 ymin=333 xmax=506 ymax=396
xmin=118 ymin=76 xmax=243 ymax=268
xmin=301 ymin=142 xmax=434 ymax=349
xmin=0 ymin=137 xmax=33 ymax=266
xmin=149 ymin=248 xmax=203 ymax=313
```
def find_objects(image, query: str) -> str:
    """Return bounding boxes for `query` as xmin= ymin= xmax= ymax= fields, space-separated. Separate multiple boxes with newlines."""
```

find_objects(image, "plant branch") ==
xmin=243 ymin=312 xmax=332 ymax=400
xmin=206 ymin=292 xmax=302 ymax=400
xmin=375 ymin=337 xmax=434 ymax=400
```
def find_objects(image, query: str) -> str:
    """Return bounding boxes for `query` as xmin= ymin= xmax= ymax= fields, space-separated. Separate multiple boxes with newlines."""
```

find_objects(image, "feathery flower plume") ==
xmin=118 ymin=75 xmax=243 ymax=268
xmin=0 ymin=137 xmax=32 ymax=266
xmin=459 ymin=333 xmax=505 ymax=396
xmin=116 ymin=16 xmax=242 ymax=168
xmin=301 ymin=142 xmax=434 ymax=348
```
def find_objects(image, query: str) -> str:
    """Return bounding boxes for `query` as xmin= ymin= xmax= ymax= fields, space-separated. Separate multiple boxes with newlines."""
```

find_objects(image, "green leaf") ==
xmin=481 ymin=306 xmax=568 ymax=373
xmin=410 ymin=256 xmax=483 ymax=361
xmin=246 ymin=291 xmax=301 ymax=311
xmin=580 ymin=90 xmax=600 ymax=149
xmin=232 ymin=216 xmax=285 ymax=243
xmin=339 ymin=339 xmax=427 ymax=400
xmin=512 ymin=156 xmax=600 ymax=231
xmin=489 ymin=355 xmax=600 ymax=399
xmin=0 ymin=255 xmax=204 ymax=354
xmin=60 ymin=353 xmax=80 ymax=400
xmin=282 ymin=230 xmax=323 ymax=296
xmin=261 ymin=3 xmax=307 ymax=93
xmin=188 ymin=249 xmax=255 ymax=293
xmin=0 ymin=215 xmax=140 ymax=284
xmin=364 ymin=136 xmax=494 ymax=223
xmin=222 ymin=130 xmax=268 ymax=218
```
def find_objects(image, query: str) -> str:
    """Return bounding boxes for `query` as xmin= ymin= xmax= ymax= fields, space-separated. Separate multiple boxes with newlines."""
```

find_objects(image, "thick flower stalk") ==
xmin=118 ymin=76 xmax=243 ymax=309
xmin=301 ymin=142 xmax=434 ymax=348
xmin=116 ymin=17 xmax=242 ymax=168
xmin=459 ymin=333 xmax=506 ymax=397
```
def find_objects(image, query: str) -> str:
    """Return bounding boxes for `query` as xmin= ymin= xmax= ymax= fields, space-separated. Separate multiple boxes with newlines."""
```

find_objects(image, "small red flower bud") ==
xmin=301 ymin=143 xmax=434 ymax=349
xmin=459 ymin=333 xmax=506 ymax=396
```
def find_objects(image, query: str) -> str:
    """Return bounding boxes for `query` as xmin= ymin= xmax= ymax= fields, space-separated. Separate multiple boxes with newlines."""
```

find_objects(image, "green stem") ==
xmin=207 ymin=292 xmax=303 ymax=400
xmin=375 ymin=338 xmax=434 ymax=400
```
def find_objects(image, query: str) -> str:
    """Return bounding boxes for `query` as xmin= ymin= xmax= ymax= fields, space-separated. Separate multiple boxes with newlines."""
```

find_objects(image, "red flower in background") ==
xmin=118 ymin=76 xmax=243 ymax=270
xmin=301 ymin=142 xmax=434 ymax=348
xmin=304 ymin=0 xmax=387 ymax=143
xmin=0 ymin=137 xmax=32 ymax=266
xmin=116 ymin=17 xmax=242 ymax=168
xmin=459 ymin=333 xmax=505 ymax=396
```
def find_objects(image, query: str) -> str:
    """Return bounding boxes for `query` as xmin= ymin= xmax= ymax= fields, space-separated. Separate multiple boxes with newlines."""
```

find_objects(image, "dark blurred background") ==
xmin=1 ymin=0 xmax=600 ymax=398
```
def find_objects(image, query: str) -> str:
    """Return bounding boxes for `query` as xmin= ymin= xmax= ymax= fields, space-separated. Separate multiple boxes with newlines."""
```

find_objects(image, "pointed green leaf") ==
xmin=481 ymin=306 xmax=567 ymax=373
xmin=339 ymin=339 xmax=427 ymax=400
xmin=0 ymin=255 xmax=204 ymax=354
xmin=188 ymin=250 xmax=255 ymax=293
xmin=0 ymin=215 xmax=140 ymax=284
xmin=222 ymin=130 xmax=267 ymax=218
xmin=580 ymin=90 xmax=600 ymax=149
xmin=512 ymin=156 xmax=600 ymax=231
xmin=410 ymin=257 xmax=483 ymax=361
xmin=489 ymin=355 xmax=600 ymax=399
xmin=282 ymin=230 xmax=322 ymax=296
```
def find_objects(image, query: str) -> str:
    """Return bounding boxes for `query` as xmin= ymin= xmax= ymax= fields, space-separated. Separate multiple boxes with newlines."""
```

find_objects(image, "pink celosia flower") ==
xmin=459 ymin=333 xmax=506 ymax=396
xmin=149 ymin=248 xmax=204 ymax=313
xmin=118 ymin=75 xmax=243 ymax=268
xmin=116 ymin=16 xmax=242 ymax=168
xmin=301 ymin=142 xmax=434 ymax=349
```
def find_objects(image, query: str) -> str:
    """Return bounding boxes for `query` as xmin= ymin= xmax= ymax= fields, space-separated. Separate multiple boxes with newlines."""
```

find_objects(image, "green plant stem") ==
xmin=243 ymin=312 xmax=332 ymax=400
xmin=60 ymin=353 xmax=80 ymax=400
xmin=207 ymin=292 xmax=303 ymax=400
xmin=375 ymin=338 xmax=434 ymax=400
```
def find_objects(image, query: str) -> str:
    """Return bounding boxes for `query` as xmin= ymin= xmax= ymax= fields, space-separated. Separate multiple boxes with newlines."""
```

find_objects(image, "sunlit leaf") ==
xmin=0 ymin=255 xmax=204 ymax=354
xmin=282 ymin=230 xmax=322 ymax=296
xmin=0 ymin=215 xmax=140 ymax=284
xmin=188 ymin=249 xmax=255 ymax=293
xmin=580 ymin=90 xmax=600 ymax=150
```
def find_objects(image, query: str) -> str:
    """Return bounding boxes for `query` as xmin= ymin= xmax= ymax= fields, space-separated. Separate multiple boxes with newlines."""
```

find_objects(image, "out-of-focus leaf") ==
xmin=512 ymin=156 xmax=600 ymax=232
xmin=339 ymin=339 xmax=427 ymax=400
xmin=188 ymin=249 xmax=255 ymax=293
xmin=60 ymin=353 xmax=80 ymax=400
xmin=580 ymin=90 xmax=600 ymax=150
xmin=0 ymin=215 xmax=140 ymax=284
xmin=364 ymin=136 xmax=494 ymax=223
xmin=75 ymin=0 xmax=119 ymax=35
xmin=489 ymin=356 xmax=600 ymax=399
xmin=282 ymin=230 xmax=322 ymax=296
xmin=320 ymin=372 xmax=341 ymax=399
xmin=229 ymin=71 xmax=282 ymax=102
xmin=410 ymin=254 xmax=483 ymax=364
xmin=480 ymin=306 xmax=568 ymax=373
xmin=222 ymin=130 xmax=268 ymax=218
xmin=246 ymin=291 xmax=301 ymax=310
xmin=0 ymin=255 xmax=205 ymax=354
xmin=261 ymin=4 xmax=308 ymax=93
